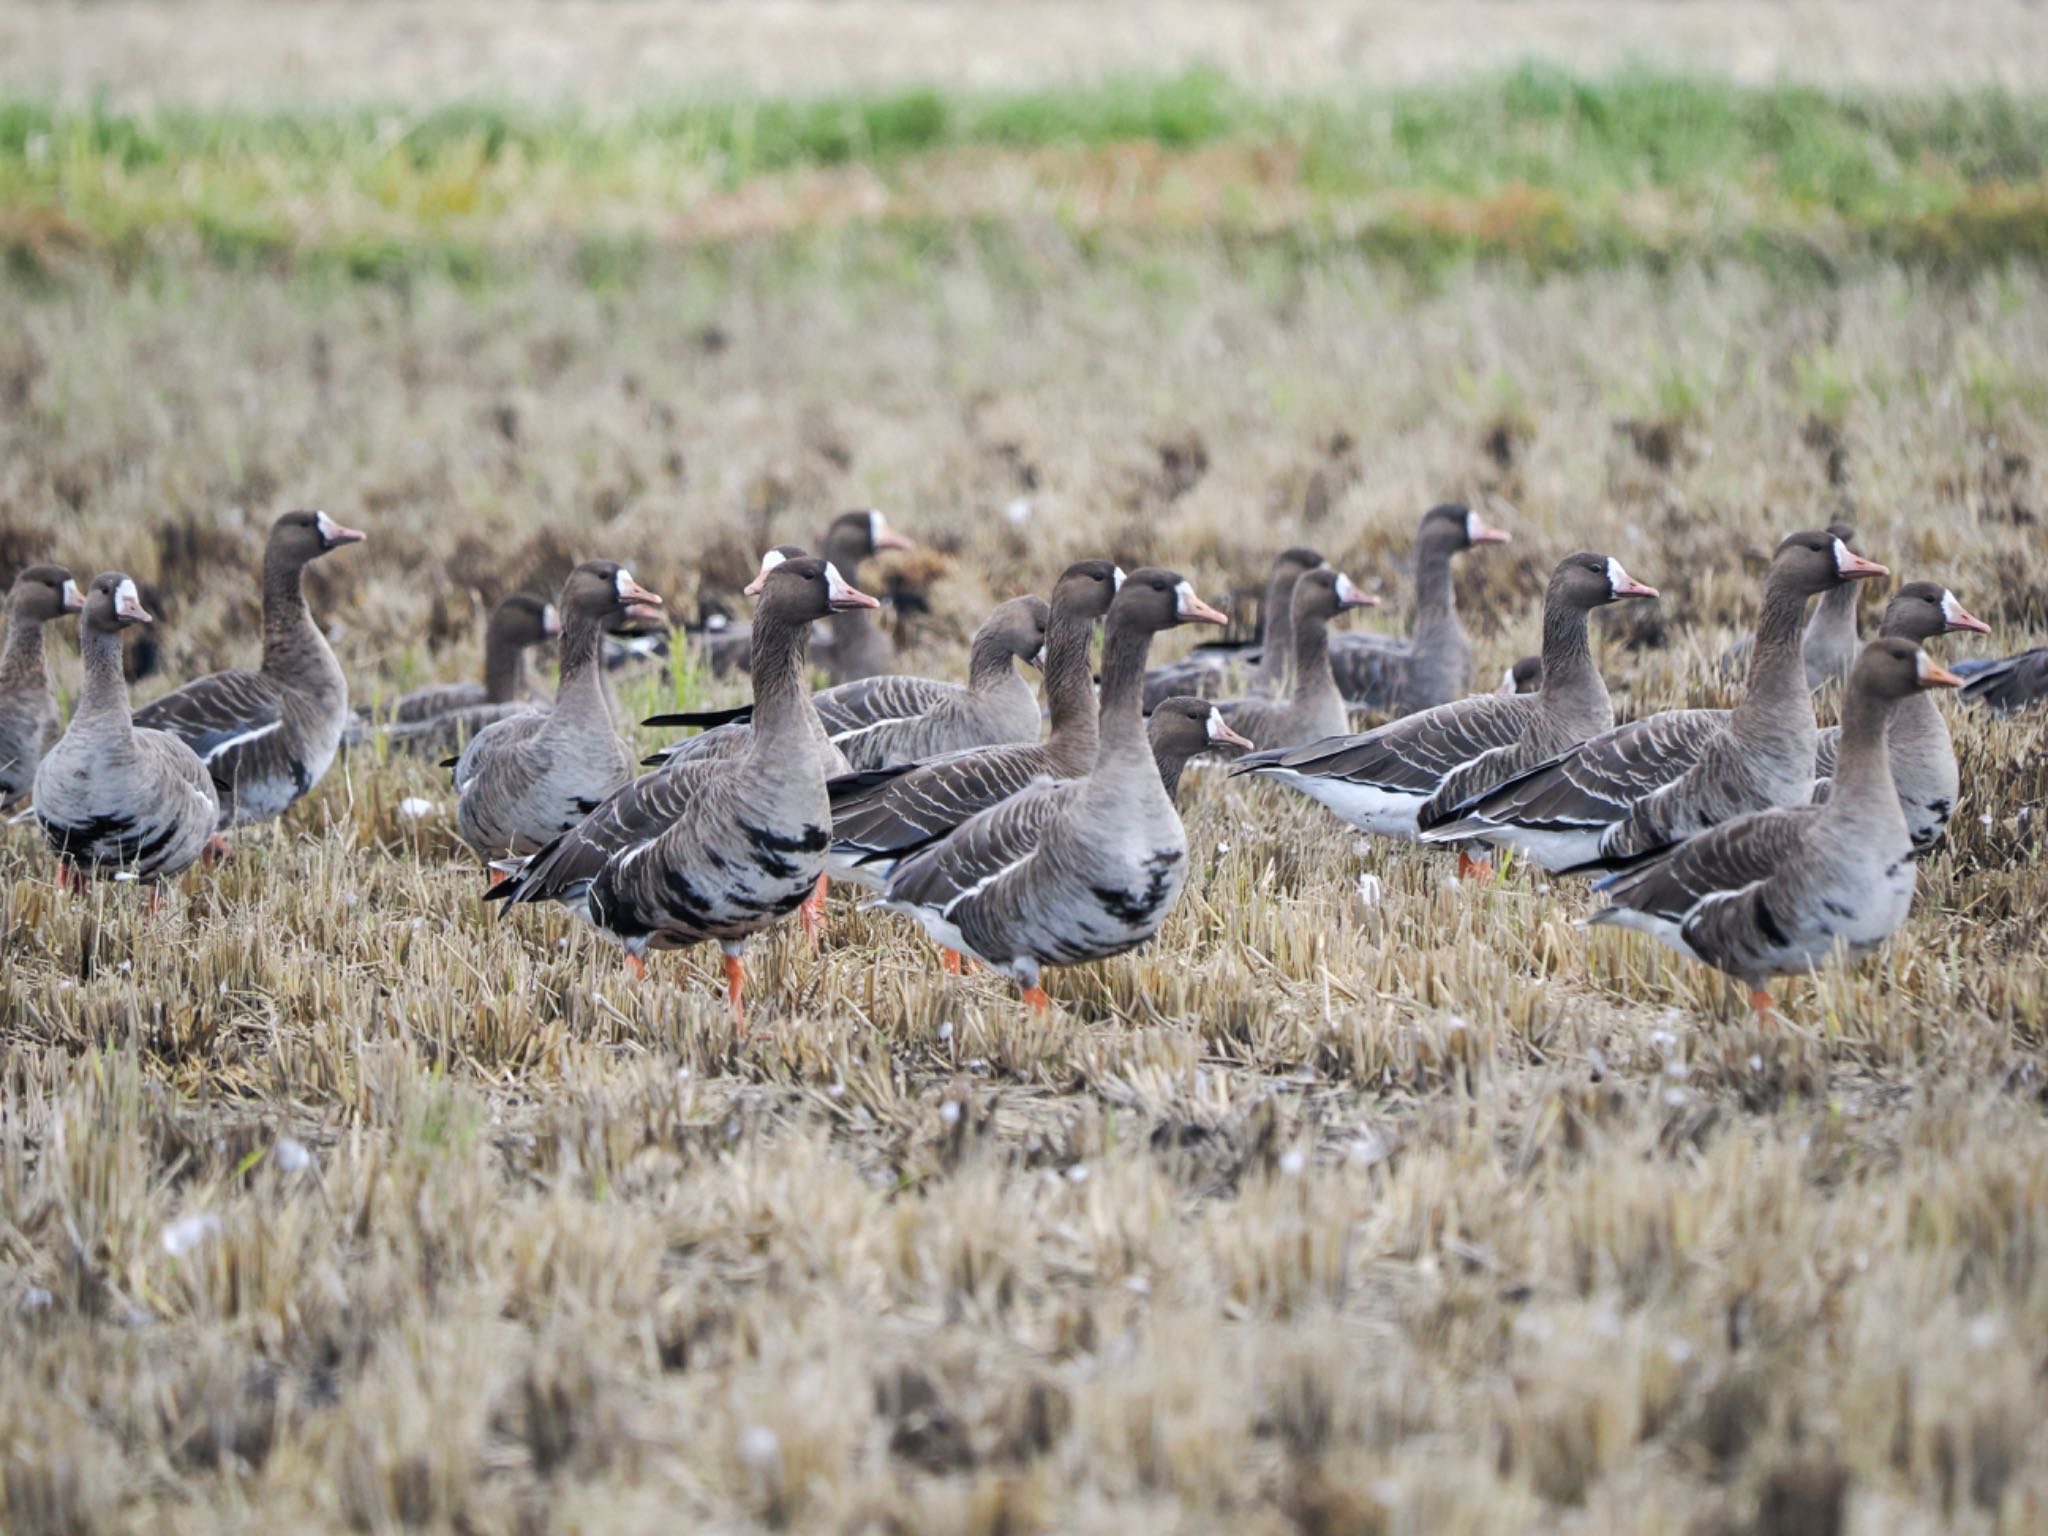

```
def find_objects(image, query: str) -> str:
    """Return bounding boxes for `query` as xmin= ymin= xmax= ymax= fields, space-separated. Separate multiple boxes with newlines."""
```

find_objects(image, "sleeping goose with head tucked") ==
xmin=35 ymin=575 xmax=219 ymax=888
xmin=0 ymin=564 xmax=84 ymax=810
xmin=355 ymin=591 xmax=558 ymax=755
xmin=1422 ymin=528 xmax=1889 ymax=872
xmin=876 ymin=567 xmax=1227 ymax=1010
xmin=452 ymin=560 xmax=665 ymax=860
xmin=132 ymin=509 xmax=365 ymax=831
xmin=489 ymin=557 xmax=878 ymax=1021
xmin=1590 ymin=638 xmax=1961 ymax=1018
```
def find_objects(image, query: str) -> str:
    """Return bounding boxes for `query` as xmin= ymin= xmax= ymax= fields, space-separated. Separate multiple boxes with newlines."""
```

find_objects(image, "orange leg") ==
xmin=1021 ymin=985 xmax=1050 ymax=1013
xmin=1748 ymin=987 xmax=1776 ymax=1022
xmin=799 ymin=874 xmax=829 ymax=950
xmin=55 ymin=862 xmax=74 ymax=895
xmin=941 ymin=947 xmax=963 ymax=975
xmin=723 ymin=952 xmax=746 ymax=1026
xmin=201 ymin=835 xmax=233 ymax=868
xmin=1456 ymin=848 xmax=1493 ymax=882
xmin=623 ymin=953 xmax=647 ymax=981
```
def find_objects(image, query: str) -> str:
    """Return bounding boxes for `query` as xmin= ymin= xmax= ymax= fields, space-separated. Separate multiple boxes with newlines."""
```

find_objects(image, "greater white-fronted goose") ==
xmin=1955 ymin=647 xmax=2048 ymax=714
xmin=453 ymin=561 xmax=665 ymax=859
xmin=35 ymin=575 xmax=219 ymax=887
xmin=1238 ymin=555 xmax=1658 ymax=851
xmin=819 ymin=509 xmax=914 ymax=683
xmin=0 ymin=564 xmax=84 ymax=809
xmin=1496 ymin=655 xmax=1543 ymax=695
xmin=1328 ymin=504 xmax=1510 ymax=713
xmin=1141 ymin=546 xmax=1323 ymax=710
xmin=1148 ymin=696 xmax=1253 ymax=802
xmin=877 ymin=568 xmax=1227 ymax=1009
xmin=352 ymin=592 xmax=559 ymax=755
xmin=645 ymin=593 xmax=1047 ymax=772
xmin=132 ymin=510 xmax=364 ymax=829
xmin=1210 ymin=565 xmax=1378 ymax=750
xmin=1812 ymin=581 xmax=1988 ymax=853
xmin=490 ymin=557 xmax=878 ymax=1021
xmin=824 ymin=560 xmax=1123 ymax=890
xmin=1590 ymin=638 xmax=1961 ymax=1017
xmin=1421 ymin=529 xmax=1889 ymax=871
xmin=1718 ymin=523 xmax=1862 ymax=692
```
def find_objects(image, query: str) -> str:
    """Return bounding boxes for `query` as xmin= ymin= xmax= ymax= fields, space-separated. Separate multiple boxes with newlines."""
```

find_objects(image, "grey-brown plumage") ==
xmin=1141 ymin=546 xmax=1322 ymax=710
xmin=1957 ymin=647 xmax=2048 ymax=714
xmin=825 ymin=560 xmax=1122 ymax=888
xmin=0 ymin=564 xmax=83 ymax=808
xmin=454 ymin=561 xmax=664 ymax=859
xmin=1812 ymin=581 xmax=1989 ymax=853
xmin=1328 ymin=504 xmax=1510 ymax=714
xmin=1498 ymin=655 xmax=1543 ymax=695
xmin=1147 ymin=696 xmax=1253 ymax=802
xmin=492 ymin=557 xmax=878 ymax=1014
xmin=353 ymin=592 xmax=559 ymax=756
xmin=1240 ymin=554 xmax=1659 ymax=839
xmin=132 ymin=510 xmax=364 ymax=828
xmin=1591 ymin=638 xmax=1962 ymax=1005
xmin=647 ymin=593 xmax=1046 ymax=772
xmin=1212 ymin=566 xmax=1379 ymax=750
xmin=1423 ymin=529 xmax=1890 ymax=871
xmin=35 ymin=575 xmax=218 ymax=883
xmin=878 ymin=569 xmax=1228 ymax=1002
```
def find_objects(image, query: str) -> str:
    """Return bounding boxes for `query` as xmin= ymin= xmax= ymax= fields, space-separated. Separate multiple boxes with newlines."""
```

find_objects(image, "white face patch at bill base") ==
xmin=1607 ymin=557 xmax=1630 ymax=594
xmin=744 ymin=548 xmax=790 ymax=596
xmin=1112 ymin=567 xmax=1126 ymax=591
xmin=541 ymin=603 xmax=560 ymax=636
xmin=1832 ymin=537 xmax=1854 ymax=574
xmin=1174 ymin=581 xmax=1199 ymax=618
xmin=62 ymin=579 xmax=85 ymax=611
xmin=114 ymin=578 xmax=151 ymax=623
xmin=1205 ymin=708 xmax=1231 ymax=741
xmin=824 ymin=563 xmax=869 ymax=608
xmin=1334 ymin=571 xmax=1372 ymax=607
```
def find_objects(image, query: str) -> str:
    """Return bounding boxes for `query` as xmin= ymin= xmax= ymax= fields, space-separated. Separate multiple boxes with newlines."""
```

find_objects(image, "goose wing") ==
xmin=1959 ymin=647 xmax=2048 ymax=714
xmin=1423 ymin=709 xmax=1728 ymax=842
xmin=881 ymin=777 xmax=1070 ymax=919
xmin=1591 ymin=805 xmax=1820 ymax=947
xmin=1326 ymin=631 xmax=1411 ymax=706
xmin=133 ymin=669 xmax=286 ymax=785
xmin=496 ymin=756 xmax=720 ymax=909
xmin=1244 ymin=693 xmax=1530 ymax=801
xmin=828 ymin=742 xmax=1053 ymax=864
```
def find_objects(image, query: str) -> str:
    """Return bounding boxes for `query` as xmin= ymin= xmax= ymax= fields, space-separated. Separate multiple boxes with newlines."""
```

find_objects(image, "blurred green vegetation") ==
xmin=5 ymin=66 xmax=2048 ymax=281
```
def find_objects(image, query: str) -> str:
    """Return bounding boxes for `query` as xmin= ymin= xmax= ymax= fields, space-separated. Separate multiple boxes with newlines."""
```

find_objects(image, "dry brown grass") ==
xmin=4 ymin=246 xmax=2048 ymax=1533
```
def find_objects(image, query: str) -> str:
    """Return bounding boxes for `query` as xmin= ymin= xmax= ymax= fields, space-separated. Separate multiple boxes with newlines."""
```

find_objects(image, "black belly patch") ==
xmin=740 ymin=820 xmax=828 ymax=878
xmin=1754 ymin=896 xmax=1791 ymax=950
xmin=1089 ymin=848 xmax=1184 ymax=926
xmin=290 ymin=759 xmax=312 ymax=800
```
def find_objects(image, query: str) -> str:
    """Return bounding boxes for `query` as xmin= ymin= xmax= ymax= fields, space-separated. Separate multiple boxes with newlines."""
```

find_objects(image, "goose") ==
xmin=1141 ymin=546 xmax=1323 ymax=710
xmin=1148 ymin=696 xmax=1253 ymax=802
xmin=1327 ymin=504 xmax=1510 ymax=714
xmin=453 ymin=561 xmax=665 ymax=859
xmin=0 ymin=564 xmax=84 ymax=809
xmin=352 ymin=592 xmax=559 ymax=755
xmin=132 ymin=509 xmax=364 ymax=831
xmin=1237 ymin=555 xmax=1659 ymax=863
xmin=34 ymin=575 xmax=219 ymax=889
xmin=876 ymin=568 xmax=1227 ymax=1010
xmin=488 ymin=557 xmax=878 ymax=1021
xmin=645 ymin=592 xmax=1047 ymax=772
xmin=696 ymin=514 xmax=915 ymax=682
xmin=1955 ymin=647 xmax=2048 ymax=715
xmin=824 ymin=560 xmax=1123 ymax=890
xmin=1811 ymin=581 xmax=1988 ymax=853
xmin=1496 ymin=655 xmax=1543 ymax=695
xmin=1589 ymin=638 xmax=1961 ymax=1018
xmin=1421 ymin=529 xmax=1889 ymax=872
xmin=1210 ymin=565 xmax=1379 ymax=750
xmin=1717 ymin=523 xmax=1862 ymax=692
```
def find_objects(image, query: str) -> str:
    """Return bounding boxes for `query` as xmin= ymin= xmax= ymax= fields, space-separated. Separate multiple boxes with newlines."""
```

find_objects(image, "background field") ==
xmin=4 ymin=4 xmax=2048 ymax=1533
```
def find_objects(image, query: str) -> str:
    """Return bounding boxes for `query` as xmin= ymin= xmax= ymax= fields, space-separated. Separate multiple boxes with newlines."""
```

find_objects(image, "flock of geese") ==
xmin=3 ymin=501 xmax=2041 ymax=1022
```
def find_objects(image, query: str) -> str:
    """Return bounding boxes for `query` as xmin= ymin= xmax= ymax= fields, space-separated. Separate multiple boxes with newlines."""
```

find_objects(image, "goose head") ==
xmin=1553 ymin=551 xmax=1660 ymax=611
xmin=742 ymin=543 xmax=810 ymax=597
xmin=488 ymin=592 xmax=561 ymax=649
xmin=822 ymin=508 xmax=915 ymax=571
xmin=269 ymin=509 xmax=366 ymax=566
xmin=1293 ymin=565 xmax=1381 ymax=623
xmin=561 ymin=560 xmax=666 ymax=627
xmin=755 ymin=555 xmax=879 ymax=626
xmin=1147 ymin=696 xmax=1254 ymax=756
xmin=7 ymin=564 xmax=84 ymax=623
xmin=1878 ymin=581 xmax=1991 ymax=642
xmin=1772 ymin=527 xmax=1888 ymax=595
xmin=1419 ymin=502 xmax=1511 ymax=554
xmin=83 ymin=572 xmax=153 ymax=633
xmin=1854 ymin=635 xmax=1964 ymax=700
xmin=980 ymin=594 xmax=1052 ymax=669
xmin=1050 ymin=559 xmax=1124 ymax=625
xmin=1111 ymin=568 xmax=1228 ymax=634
